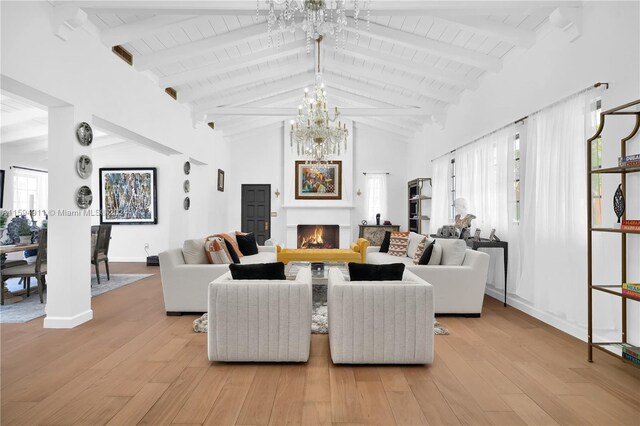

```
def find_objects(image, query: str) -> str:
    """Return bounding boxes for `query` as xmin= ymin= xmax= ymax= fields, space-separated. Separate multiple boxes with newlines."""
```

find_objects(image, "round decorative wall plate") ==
xmin=76 ymin=155 xmax=93 ymax=179
xmin=361 ymin=220 xmax=367 ymax=225
xmin=76 ymin=122 xmax=93 ymax=146
xmin=183 ymin=197 xmax=191 ymax=210
xmin=76 ymin=186 xmax=93 ymax=209
xmin=183 ymin=161 xmax=191 ymax=175
xmin=183 ymin=180 xmax=190 ymax=193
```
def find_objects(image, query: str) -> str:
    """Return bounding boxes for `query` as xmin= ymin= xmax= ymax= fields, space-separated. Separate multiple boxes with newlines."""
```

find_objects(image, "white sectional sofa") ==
xmin=367 ymin=237 xmax=490 ymax=315
xmin=208 ymin=269 xmax=312 ymax=362
xmin=328 ymin=268 xmax=434 ymax=364
xmin=159 ymin=240 xmax=277 ymax=314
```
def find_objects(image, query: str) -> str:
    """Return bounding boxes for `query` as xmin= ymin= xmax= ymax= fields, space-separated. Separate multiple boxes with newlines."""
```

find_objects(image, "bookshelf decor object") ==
xmin=587 ymin=99 xmax=640 ymax=367
xmin=408 ymin=178 xmax=432 ymax=234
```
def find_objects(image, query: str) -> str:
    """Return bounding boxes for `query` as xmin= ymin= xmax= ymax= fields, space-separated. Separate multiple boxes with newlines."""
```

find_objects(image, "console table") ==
xmin=358 ymin=224 xmax=400 ymax=246
xmin=467 ymin=239 xmax=509 ymax=307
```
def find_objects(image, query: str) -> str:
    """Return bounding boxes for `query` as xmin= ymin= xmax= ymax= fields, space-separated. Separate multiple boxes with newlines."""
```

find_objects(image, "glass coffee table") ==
xmin=286 ymin=262 xmax=349 ymax=304
xmin=285 ymin=261 xmax=349 ymax=285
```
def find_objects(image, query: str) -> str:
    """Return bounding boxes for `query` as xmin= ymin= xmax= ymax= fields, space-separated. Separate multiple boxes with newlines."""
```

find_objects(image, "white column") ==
xmin=44 ymin=105 xmax=92 ymax=328
xmin=168 ymin=154 xmax=190 ymax=249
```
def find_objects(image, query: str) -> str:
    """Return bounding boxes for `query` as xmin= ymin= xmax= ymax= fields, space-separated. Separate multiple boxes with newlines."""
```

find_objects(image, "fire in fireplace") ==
xmin=297 ymin=225 xmax=339 ymax=249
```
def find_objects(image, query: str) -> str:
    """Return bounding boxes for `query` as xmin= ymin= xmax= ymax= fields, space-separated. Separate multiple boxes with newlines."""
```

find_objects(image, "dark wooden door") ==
xmin=241 ymin=184 xmax=271 ymax=245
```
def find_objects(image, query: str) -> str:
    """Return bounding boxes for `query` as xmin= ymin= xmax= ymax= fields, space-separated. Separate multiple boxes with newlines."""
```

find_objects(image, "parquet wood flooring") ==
xmin=2 ymin=263 xmax=639 ymax=425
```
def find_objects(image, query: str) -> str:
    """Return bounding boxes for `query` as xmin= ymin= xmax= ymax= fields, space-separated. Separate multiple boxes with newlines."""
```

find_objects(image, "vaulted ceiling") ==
xmin=59 ymin=1 xmax=581 ymax=141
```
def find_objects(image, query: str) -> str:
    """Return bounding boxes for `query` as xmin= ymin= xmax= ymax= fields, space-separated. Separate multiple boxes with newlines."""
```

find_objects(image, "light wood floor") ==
xmin=1 ymin=263 xmax=639 ymax=425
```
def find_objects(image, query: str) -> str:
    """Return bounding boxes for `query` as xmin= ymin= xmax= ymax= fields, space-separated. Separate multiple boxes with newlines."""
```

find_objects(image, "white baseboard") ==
xmin=109 ymin=257 xmax=147 ymax=263
xmin=484 ymin=287 xmax=587 ymax=342
xmin=43 ymin=309 xmax=93 ymax=329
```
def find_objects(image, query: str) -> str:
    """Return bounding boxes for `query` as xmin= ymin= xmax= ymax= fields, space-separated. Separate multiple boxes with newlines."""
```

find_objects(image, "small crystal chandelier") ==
xmin=290 ymin=37 xmax=348 ymax=166
xmin=262 ymin=0 xmax=371 ymax=52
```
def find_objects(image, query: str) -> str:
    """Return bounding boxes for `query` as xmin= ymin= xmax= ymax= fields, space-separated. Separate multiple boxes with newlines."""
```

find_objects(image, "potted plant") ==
xmin=18 ymin=221 xmax=33 ymax=245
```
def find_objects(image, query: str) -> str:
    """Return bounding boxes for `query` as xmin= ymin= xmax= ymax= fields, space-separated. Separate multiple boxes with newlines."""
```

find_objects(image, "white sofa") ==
xmin=367 ymin=238 xmax=490 ymax=315
xmin=328 ymin=268 xmax=434 ymax=364
xmin=208 ymin=269 xmax=312 ymax=362
xmin=159 ymin=244 xmax=277 ymax=314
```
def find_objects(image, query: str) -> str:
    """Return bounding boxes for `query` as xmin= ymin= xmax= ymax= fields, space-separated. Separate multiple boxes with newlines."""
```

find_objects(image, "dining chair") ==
xmin=92 ymin=224 xmax=112 ymax=285
xmin=1 ymin=228 xmax=47 ymax=305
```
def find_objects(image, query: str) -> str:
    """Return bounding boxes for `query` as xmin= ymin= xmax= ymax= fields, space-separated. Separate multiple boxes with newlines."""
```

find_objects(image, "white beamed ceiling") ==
xmin=76 ymin=1 xmax=569 ymax=141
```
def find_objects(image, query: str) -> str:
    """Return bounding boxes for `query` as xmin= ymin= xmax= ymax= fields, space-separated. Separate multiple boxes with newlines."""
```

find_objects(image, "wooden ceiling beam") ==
xmin=434 ymin=15 xmax=536 ymax=47
xmin=193 ymin=72 xmax=315 ymax=113
xmin=179 ymin=62 xmax=312 ymax=103
xmin=74 ymin=1 xmax=578 ymax=16
xmin=204 ymin=107 xmax=433 ymax=118
xmin=159 ymin=39 xmax=307 ymax=88
xmin=100 ymin=15 xmax=206 ymax=46
xmin=324 ymin=56 xmax=459 ymax=104
xmin=323 ymin=73 xmax=444 ymax=112
xmin=333 ymin=42 xmax=478 ymax=89
xmin=134 ymin=22 xmax=280 ymax=71
xmin=348 ymin=20 xmax=502 ymax=72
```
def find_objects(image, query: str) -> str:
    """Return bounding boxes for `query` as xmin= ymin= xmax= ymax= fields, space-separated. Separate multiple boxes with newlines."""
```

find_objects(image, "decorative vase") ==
xmin=613 ymin=184 xmax=625 ymax=224
xmin=19 ymin=235 xmax=31 ymax=245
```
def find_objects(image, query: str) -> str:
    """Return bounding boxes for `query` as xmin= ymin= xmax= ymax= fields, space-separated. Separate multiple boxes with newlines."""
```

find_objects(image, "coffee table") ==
xmin=285 ymin=261 xmax=349 ymax=285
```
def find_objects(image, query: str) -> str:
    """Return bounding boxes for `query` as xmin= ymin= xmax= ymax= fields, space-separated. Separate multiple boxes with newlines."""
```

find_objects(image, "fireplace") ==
xmin=297 ymin=225 xmax=339 ymax=249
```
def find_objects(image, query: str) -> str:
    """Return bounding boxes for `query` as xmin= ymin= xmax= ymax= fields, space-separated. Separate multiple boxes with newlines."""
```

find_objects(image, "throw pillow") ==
xmin=413 ymin=238 xmax=427 ymax=263
xmin=236 ymin=233 xmax=259 ymax=256
xmin=222 ymin=239 xmax=241 ymax=264
xmin=428 ymin=240 xmax=443 ymax=265
xmin=229 ymin=262 xmax=286 ymax=280
xmin=387 ymin=231 xmax=410 ymax=257
xmin=204 ymin=237 xmax=232 ymax=264
xmin=215 ymin=233 xmax=244 ymax=257
xmin=348 ymin=263 xmax=405 ymax=281
xmin=407 ymin=232 xmax=426 ymax=258
xmin=182 ymin=238 xmax=208 ymax=264
xmin=417 ymin=240 xmax=436 ymax=265
xmin=379 ymin=231 xmax=392 ymax=253
xmin=440 ymin=239 xmax=467 ymax=266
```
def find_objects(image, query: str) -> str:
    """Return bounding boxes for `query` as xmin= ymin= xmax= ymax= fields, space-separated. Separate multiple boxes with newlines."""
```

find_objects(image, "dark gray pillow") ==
xmin=418 ymin=240 xmax=435 ymax=265
xmin=348 ymin=263 xmax=405 ymax=281
xmin=229 ymin=262 xmax=286 ymax=280
xmin=379 ymin=231 xmax=392 ymax=253
xmin=236 ymin=233 xmax=259 ymax=256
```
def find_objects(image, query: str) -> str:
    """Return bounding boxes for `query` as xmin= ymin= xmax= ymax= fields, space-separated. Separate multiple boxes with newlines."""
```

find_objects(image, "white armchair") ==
xmin=328 ymin=268 xmax=434 ymax=364
xmin=208 ymin=268 xmax=312 ymax=362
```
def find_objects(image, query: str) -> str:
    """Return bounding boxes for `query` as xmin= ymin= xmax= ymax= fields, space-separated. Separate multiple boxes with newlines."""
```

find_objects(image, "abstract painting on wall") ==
xmin=99 ymin=168 xmax=158 ymax=225
xmin=295 ymin=161 xmax=342 ymax=200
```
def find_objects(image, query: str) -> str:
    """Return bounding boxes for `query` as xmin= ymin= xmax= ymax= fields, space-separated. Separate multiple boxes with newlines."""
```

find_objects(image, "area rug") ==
xmin=0 ymin=274 xmax=152 ymax=323
xmin=193 ymin=305 xmax=450 ymax=335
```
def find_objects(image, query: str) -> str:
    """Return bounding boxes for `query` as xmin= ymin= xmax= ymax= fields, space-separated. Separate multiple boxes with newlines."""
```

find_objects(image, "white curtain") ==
xmin=516 ymin=91 xmax=594 ymax=327
xmin=365 ymin=173 xmax=388 ymax=222
xmin=455 ymin=128 xmax=511 ymax=237
xmin=430 ymin=154 xmax=452 ymax=233
xmin=455 ymin=128 xmax=512 ymax=289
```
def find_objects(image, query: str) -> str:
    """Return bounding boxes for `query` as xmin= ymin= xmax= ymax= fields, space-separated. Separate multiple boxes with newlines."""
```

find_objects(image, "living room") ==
xmin=1 ymin=1 xmax=639 ymax=425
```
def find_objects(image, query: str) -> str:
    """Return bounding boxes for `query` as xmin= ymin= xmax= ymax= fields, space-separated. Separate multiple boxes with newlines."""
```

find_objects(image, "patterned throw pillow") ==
xmin=387 ymin=231 xmax=410 ymax=257
xmin=215 ymin=233 xmax=244 ymax=257
xmin=204 ymin=237 xmax=232 ymax=264
xmin=413 ymin=238 xmax=427 ymax=263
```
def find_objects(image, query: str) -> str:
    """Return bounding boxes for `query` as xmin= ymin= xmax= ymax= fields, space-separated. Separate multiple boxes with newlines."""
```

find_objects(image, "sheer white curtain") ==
xmin=516 ymin=91 xmax=593 ymax=327
xmin=455 ymin=128 xmax=511 ymax=288
xmin=365 ymin=173 xmax=388 ymax=222
xmin=430 ymin=154 xmax=452 ymax=233
xmin=455 ymin=128 xmax=511 ymax=237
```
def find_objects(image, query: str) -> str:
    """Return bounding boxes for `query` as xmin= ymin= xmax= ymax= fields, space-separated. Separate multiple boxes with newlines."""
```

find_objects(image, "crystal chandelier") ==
xmin=290 ymin=37 xmax=348 ymax=166
xmin=262 ymin=0 xmax=371 ymax=52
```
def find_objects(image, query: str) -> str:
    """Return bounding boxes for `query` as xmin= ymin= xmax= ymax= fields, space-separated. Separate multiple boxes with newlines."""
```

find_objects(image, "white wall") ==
xmin=410 ymin=1 xmax=640 ymax=344
xmin=226 ymin=122 xmax=410 ymax=245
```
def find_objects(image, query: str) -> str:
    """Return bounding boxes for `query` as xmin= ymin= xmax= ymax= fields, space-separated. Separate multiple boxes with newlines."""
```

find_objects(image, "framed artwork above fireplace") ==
xmin=295 ymin=161 xmax=342 ymax=200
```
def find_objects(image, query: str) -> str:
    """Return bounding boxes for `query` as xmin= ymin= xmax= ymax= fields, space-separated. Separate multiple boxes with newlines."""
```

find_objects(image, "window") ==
xmin=590 ymin=98 xmax=603 ymax=225
xmin=513 ymin=132 xmax=521 ymax=223
xmin=365 ymin=173 xmax=388 ymax=221
xmin=449 ymin=158 xmax=456 ymax=220
xmin=12 ymin=168 xmax=48 ymax=220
